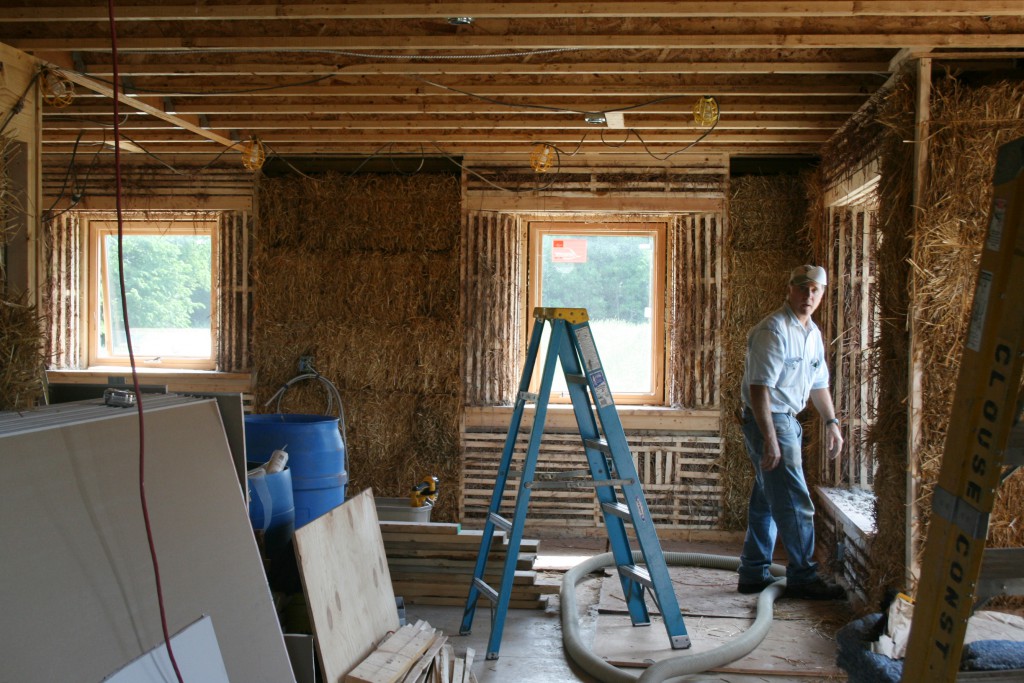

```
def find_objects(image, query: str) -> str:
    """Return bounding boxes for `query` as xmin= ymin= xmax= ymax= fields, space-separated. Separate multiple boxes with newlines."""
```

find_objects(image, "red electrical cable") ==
xmin=106 ymin=1 xmax=185 ymax=681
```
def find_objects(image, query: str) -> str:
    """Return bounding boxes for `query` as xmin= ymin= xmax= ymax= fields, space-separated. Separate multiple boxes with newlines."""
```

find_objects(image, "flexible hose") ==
xmin=561 ymin=551 xmax=786 ymax=683
xmin=264 ymin=371 xmax=348 ymax=448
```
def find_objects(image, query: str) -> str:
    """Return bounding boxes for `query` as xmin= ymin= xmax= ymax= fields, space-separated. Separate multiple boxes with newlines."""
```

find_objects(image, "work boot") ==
xmin=783 ymin=577 xmax=847 ymax=600
xmin=737 ymin=577 xmax=782 ymax=594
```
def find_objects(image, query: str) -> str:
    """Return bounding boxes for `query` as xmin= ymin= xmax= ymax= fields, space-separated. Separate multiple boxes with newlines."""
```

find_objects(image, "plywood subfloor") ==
xmin=593 ymin=565 xmax=852 ymax=678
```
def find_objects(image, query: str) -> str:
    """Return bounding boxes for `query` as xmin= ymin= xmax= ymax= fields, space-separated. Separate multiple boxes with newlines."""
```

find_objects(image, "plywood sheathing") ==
xmin=252 ymin=172 xmax=462 ymax=521
xmin=720 ymin=174 xmax=810 ymax=530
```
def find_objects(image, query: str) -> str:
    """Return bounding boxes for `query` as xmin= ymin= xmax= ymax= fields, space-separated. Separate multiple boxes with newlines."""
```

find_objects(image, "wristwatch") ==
xmin=825 ymin=418 xmax=840 ymax=428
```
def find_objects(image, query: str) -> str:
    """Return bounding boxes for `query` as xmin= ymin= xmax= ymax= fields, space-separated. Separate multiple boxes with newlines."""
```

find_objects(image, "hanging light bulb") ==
xmin=240 ymin=136 xmax=265 ymax=171
xmin=529 ymin=143 xmax=556 ymax=173
xmin=692 ymin=95 xmax=720 ymax=127
xmin=42 ymin=69 xmax=75 ymax=108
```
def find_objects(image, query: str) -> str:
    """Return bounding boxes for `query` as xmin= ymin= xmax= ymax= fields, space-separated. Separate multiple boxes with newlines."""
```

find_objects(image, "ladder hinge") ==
xmin=565 ymin=373 xmax=587 ymax=385
xmin=583 ymin=437 xmax=611 ymax=453
xmin=517 ymin=391 xmax=538 ymax=403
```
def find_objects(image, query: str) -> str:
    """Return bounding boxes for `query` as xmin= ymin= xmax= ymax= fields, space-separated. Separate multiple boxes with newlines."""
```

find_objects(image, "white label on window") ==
xmin=575 ymin=327 xmax=601 ymax=372
xmin=986 ymin=198 xmax=1006 ymax=252
xmin=966 ymin=271 xmax=993 ymax=352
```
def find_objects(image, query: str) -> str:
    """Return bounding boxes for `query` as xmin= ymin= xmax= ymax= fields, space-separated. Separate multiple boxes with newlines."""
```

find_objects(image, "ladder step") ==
xmin=618 ymin=564 xmax=654 ymax=590
xmin=601 ymin=501 xmax=633 ymax=521
xmin=565 ymin=373 xmax=587 ymax=385
xmin=473 ymin=577 xmax=499 ymax=603
xmin=488 ymin=512 xmax=512 ymax=533
xmin=1005 ymin=421 xmax=1024 ymax=467
xmin=978 ymin=547 xmax=1024 ymax=601
xmin=583 ymin=437 xmax=611 ymax=453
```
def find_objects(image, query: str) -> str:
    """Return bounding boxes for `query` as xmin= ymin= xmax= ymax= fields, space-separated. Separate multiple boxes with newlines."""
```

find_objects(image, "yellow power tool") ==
xmin=410 ymin=476 xmax=439 ymax=508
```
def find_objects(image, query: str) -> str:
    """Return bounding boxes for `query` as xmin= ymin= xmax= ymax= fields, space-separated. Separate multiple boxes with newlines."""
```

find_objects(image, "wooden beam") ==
xmin=5 ymin=2 xmax=1023 ymax=22
xmin=11 ymin=33 xmax=1024 ymax=53
xmin=906 ymin=55 xmax=932 ymax=589
xmin=75 ymin=60 xmax=892 ymax=77
xmin=52 ymin=67 xmax=235 ymax=148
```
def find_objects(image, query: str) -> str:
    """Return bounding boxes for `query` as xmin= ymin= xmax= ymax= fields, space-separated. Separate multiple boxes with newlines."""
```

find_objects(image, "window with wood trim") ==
xmin=526 ymin=221 xmax=667 ymax=405
xmin=86 ymin=215 xmax=218 ymax=370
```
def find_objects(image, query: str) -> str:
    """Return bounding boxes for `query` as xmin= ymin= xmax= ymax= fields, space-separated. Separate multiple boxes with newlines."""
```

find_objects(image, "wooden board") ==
xmin=0 ymin=397 xmax=294 ymax=683
xmin=598 ymin=565 xmax=814 ymax=621
xmin=294 ymin=488 xmax=400 ymax=682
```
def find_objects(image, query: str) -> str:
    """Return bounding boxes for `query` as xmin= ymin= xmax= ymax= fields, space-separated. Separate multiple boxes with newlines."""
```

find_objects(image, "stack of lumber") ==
xmin=379 ymin=521 xmax=557 ymax=609
xmin=345 ymin=620 xmax=478 ymax=683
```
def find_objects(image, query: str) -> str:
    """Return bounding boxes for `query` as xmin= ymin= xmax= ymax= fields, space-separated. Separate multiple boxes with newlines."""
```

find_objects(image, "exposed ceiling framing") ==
xmin=2 ymin=1 xmax=1023 ymax=171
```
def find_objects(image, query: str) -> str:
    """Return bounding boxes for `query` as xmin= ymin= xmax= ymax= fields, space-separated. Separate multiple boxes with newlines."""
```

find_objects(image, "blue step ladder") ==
xmin=459 ymin=307 xmax=691 ymax=660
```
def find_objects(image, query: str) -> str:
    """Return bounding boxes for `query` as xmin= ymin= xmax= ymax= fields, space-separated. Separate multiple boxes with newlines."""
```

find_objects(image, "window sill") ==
xmin=815 ymin=486 xmax=876 ymax=538
xmin=47 ymin=369 xmax=252 ymax=394
xmin=463 ymin=405 xmax=719 ymax=432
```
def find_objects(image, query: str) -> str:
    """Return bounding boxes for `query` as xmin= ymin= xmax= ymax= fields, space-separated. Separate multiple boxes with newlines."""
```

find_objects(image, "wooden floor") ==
xmin=407 ymin=535 xmax=855 ymax=682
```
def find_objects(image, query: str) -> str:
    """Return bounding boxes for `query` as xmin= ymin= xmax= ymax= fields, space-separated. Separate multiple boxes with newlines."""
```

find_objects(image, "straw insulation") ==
xmin=252 ymin=172 xmax=462 ymax=521
xmin=721 ymin=175 xmax=810 ymax=529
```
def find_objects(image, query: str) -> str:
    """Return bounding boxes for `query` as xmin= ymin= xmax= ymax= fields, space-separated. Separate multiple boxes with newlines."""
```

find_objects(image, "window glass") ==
xmin=529 ymin=222 xmax=665 ymax=404
xmin=90 ymin=219 xmax=216 ymax=368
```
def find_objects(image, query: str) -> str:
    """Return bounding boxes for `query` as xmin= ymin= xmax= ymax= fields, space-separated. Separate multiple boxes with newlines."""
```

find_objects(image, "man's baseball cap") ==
xmin=790 ymin=264 xmax=827 ymax=286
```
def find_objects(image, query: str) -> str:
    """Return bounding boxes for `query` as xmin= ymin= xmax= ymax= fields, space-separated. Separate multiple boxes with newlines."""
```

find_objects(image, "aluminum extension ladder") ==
xmin=901 ymin=136 xmax=1024 ymax=681
xmin=459 ymin=306 xmax=691 ymax=660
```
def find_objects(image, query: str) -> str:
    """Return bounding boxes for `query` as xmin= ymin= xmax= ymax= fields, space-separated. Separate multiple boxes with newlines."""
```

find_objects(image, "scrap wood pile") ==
xmin=379 ymin=521 xmax=558 ymax=608
xmin=346 ymin=620 xmax=478 ymax=683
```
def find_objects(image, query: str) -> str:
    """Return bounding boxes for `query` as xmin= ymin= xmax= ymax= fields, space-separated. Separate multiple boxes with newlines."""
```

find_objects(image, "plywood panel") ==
xmin=294 ymin=488 xmax=400 ymax=682
xmin=0 ymin=397 xmax=294 ymax=683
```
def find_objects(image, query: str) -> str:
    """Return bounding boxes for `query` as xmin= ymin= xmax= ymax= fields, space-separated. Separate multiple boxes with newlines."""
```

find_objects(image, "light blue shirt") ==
xmin=741 ymin=303 xmax=829 ymax=416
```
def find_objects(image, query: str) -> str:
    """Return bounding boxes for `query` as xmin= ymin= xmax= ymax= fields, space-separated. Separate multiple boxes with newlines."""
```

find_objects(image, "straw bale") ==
xmin=720 ymin=175 xmax=810 ymax=529
xmin=0 ymin=295 xmax=46 ymax=411
xmin=911 ymin=76 xmax=1024 ymax=554
xmin=252 ymin=171 xmax=462 ymax=521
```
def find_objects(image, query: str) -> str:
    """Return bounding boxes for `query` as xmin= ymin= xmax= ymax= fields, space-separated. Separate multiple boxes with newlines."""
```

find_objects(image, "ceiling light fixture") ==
xmin=446 ymin=17 xmax=474 ymax=25
xmin=240 ymin=136 xmax=266 ymax=171
xmin=692 ymin=95 xmax=720 ymax=127
xmin=584 ymin=113 xmax=607 ymax=125
xmin=529 ymin=143 xmax=556 ymax=173
xmin=42 ymin=69 xmax=75 ymax=108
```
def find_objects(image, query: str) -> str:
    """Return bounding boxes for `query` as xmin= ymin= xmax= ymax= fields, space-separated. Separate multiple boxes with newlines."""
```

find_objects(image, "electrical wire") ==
xmin=0 ymin=70 xmax=43 ymax=138
xmin=106 ymin=1 xmax=185 ymax=681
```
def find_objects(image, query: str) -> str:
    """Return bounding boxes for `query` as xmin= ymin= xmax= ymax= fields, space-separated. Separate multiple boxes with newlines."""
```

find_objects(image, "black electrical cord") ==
xmin=106 ymin=1 xmax=185 ymax=681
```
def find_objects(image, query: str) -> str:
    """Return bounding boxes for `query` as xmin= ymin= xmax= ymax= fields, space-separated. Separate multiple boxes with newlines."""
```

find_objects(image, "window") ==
xmin=527 ymin=221 xmax=666 ymax=404
xmin=87 ymin=216 xmax=217 ymax=369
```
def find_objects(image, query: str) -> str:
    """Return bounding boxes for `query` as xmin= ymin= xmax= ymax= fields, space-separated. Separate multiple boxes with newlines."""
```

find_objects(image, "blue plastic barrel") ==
xmin=244 ymin=414 xmax=348 ymax=528
xmin=247 ymin=464 xmax=295 ymax=557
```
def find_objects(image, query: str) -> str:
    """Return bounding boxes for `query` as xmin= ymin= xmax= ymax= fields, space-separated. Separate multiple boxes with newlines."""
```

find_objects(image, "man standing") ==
xmin=736 ymin=264 xmax=847 ymax=600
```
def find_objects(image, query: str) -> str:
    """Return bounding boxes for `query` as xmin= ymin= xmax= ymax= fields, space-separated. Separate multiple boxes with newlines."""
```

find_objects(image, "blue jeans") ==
xmin=738 ymin=410 xmax=820 ymax=586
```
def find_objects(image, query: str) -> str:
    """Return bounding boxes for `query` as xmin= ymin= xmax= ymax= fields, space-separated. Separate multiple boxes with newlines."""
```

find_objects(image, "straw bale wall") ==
xmin=720 ymin=175 xmax=810 ymax=529
xmin=252 ymin=172 xmax=462 ymax=521
xmin=911 ymin=76 xmax=1024 ymax=565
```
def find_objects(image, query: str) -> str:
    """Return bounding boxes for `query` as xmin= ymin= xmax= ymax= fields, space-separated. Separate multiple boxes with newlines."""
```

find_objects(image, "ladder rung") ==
xmin=565 ymin=373 xmax=587 ymax=385
xmin=526 ymin=478 xmax=633 ymax=490
xmin=618 ymin=564 xmax=653 ymax=590
xmin=488 ymin=512 xmax=513 ymax=533
xmin=583 ymin=437 xmax=611 ymax=453
xmin=517 ymin=391 xmax=538 ymax=403
xmin=473 ymin=577 xmax=499 ymax=603
xmin=601 ymin=501 xmax=633 ymax=521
